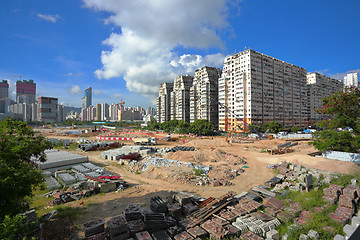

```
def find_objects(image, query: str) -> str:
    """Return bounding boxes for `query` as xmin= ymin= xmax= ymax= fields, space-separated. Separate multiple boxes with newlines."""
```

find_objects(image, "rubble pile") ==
xmin=79 ymin=141 xmax=123 ymax=152
xmin=46 ymin=176 xmax=128 ymax=206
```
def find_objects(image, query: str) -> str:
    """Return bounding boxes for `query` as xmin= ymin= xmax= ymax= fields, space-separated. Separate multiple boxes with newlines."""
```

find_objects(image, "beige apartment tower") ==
xmin=156 ymin=82 xmax=174 ymax=123
xmin=218 ymin=49 xmax=308 ymax=132
xmin=307 ymin=72 xmax=343 ymax=122
xmin=170 ymin=75 xmax=193 ymax=122
xmin=190 ymin=66 xmax=222 ymax=129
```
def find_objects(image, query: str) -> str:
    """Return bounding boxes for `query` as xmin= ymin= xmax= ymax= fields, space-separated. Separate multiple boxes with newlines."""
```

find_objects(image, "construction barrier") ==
xmin=96 ymin=136 xmax=133 ymax=140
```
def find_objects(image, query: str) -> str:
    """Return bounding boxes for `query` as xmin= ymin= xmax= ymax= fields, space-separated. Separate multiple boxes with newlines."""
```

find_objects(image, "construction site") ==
xmin=29 ymin=125 xmax=360 ymax=240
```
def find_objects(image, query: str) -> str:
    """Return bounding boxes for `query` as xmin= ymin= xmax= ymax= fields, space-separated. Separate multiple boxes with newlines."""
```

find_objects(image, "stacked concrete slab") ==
xmin=45 ymin=176 xmax=61 ymax=190
xmin=101 ymin=146 xmax=156 ymax=160
xmin=32 ymin=149 xmax=88 ymax=170
xmin=55 ymin=172 xmax=76 ymax=186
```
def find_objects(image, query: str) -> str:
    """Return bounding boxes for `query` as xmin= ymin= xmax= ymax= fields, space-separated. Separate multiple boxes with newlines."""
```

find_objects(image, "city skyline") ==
xmin=0 ymin=0 xmax=359 ymax=108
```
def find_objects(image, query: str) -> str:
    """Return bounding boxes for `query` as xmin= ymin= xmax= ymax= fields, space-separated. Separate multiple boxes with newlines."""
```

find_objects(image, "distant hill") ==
xmin=65 ymin=106 xmax=81 ymax=113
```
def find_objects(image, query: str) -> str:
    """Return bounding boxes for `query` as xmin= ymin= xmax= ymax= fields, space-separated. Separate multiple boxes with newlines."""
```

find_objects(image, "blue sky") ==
xmin=0 ymin=0 xmax=359 ymax=108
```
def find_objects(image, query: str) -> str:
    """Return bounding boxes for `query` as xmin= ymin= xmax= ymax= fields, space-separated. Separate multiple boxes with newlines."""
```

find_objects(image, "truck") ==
xmin=133 ymin=137 xmax=157 ymax=145
xmin=165 ymin=134 xmax=179 ymax=142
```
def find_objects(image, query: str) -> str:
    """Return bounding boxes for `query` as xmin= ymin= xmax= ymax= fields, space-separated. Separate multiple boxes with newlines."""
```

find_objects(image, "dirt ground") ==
xmin=37 ymin=128 xmax=360 ymax=237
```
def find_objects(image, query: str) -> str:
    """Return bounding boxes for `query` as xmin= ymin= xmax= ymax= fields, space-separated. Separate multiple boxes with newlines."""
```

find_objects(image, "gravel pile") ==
xmin=140 ymin=156 xmax=211 ymax=174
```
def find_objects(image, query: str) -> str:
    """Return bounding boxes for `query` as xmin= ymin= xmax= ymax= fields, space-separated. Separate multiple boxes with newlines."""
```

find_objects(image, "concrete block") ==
xmin=333 ymin=235 xmax=345 ymax=240
xmin=307 ymin=230 xmax=319 ymax=239
xmin=266 ymin=229 xmax=279 ymax=240
xmin=299 ymin=234 xmax=308 ymax=240
xmin=351 ymin=216 xmax=360 ymax=227
xmin=351 ymin=179 xmax=358 ymax=185
xmin=343 ymin=224 xmax=354 ymax=237
xmin=281 ymin=233 xmax=288 ymax=240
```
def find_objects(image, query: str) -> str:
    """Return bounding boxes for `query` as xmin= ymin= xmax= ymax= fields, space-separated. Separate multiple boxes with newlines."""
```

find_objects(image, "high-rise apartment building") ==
xmin=344 ymin=73 xmax=358 ymax=88
xmin=85 ymin=105 xmax=96 ymax=121
xmin=0 ymin=80 xmax=10 ymax=114
xmin=190 ymin=66 xmax=222 ymax=129
xmin=16 ymin=79 xmax=36 ymax=104
xmin=109 ymin=103 xmax=119 ymax=121
xmin=95 ymin=103 xmax=102 ymax=121
xmin=0 ymin=80 xmax=9 ymax=99
xmin=307 ymin=73 xmax=343 ymax=122
xmin=156 ymin=82 xmax=174 ymax=123
xmin=57 ymin=105 xmax=67 ymax=122
xmin=82 ymin=87 xmax=92 ymax=109
xmin=170 ymin=75 xmax=193 ymax=122
xmin=218 ymin=49 xmax=308 ymax=132
xmin=8 ymin=103 xmax=37 ymax=121
xmin=38 ymin=97 xmax=58 ymax=123
xmin=100 ymin=103 xmax=109 ymax=121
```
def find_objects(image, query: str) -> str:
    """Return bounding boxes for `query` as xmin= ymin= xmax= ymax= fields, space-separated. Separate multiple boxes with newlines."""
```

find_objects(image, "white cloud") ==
xmin=83 ymin=0 xmax=238 ymax=99
xmin=330 ymin=69 xmax=360 ymax=80
xmin=70 ymin=85 xmax=81 ymax=95
xmin=64 ymin=72 xmax=73 ymax=76
xmin=111 ymin=93 xmax=122 ymax=99
xmin=37 ymin=13 xmax=61 ymax=23
xmin=93 ymin=89 xmax=104 ymax=95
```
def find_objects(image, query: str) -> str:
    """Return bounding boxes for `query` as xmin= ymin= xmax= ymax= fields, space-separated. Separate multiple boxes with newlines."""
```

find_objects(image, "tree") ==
xmin=177 ymin=120 xmax=191 ymax=134
xmin=0 ymin=118 xmax=52 ymax=220
xmin=262 ymin=121 xmax=284 ymax=133
xmin=148 ymin=119 xmax=160 ymax=130
xmin=311 ymin=87 xmax=360 ymax=152
xmin=190 ymin=120 xmax=214 ymax=136
xmin=291 ymin=126 xmax=300 ymax=133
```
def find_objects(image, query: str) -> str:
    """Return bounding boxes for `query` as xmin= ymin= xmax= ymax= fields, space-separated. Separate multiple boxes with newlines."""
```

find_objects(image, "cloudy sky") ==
xmin=0 ymin=0 xmax=359 ymax=108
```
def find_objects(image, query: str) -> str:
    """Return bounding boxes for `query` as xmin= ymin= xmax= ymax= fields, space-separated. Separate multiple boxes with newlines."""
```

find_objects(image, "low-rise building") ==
xmin=38 ymin=96 xmax=58 ymax=123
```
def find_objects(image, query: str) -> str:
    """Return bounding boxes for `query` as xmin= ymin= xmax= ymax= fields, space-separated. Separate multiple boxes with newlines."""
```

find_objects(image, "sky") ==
xmin=0 ymin=0 xmax=359 ymax=108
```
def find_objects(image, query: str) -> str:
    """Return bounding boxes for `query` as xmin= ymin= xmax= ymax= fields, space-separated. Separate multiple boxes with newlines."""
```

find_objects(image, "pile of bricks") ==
xmin=107 ymin=216 xmax=129 ymax=240
xmin=209 ymin=224 xmax=240 ymax=239
xmin=232 ymin=198 xmax=262 ymax=215
xmin=322 ymin=184 xmax=344 ymax=205
xmin=187 ymin=226 xmax=208 ymax=239
xmin=218 ymin=208 xmax=237 ymax=221
xmin=330 ymin=206 xmax=354 ymax=225
xmin=150 ymin=196 xmax=168 ymax=213
xmin=329 ymin=185 xmax=360 ymax=225
xmin=124 ymin=204 xmax=142 ymax=221
xmin=294 ymin=211 xmax=312 ymax=225
xmin=168 ymin=203 xmax=182 ymax=219
xmin=84 ymin=219 xmax=105 ymax=238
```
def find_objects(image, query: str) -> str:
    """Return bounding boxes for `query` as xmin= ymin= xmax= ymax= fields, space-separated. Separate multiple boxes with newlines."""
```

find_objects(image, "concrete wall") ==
xmin=322 ymin=151 xmax=360 ymax=163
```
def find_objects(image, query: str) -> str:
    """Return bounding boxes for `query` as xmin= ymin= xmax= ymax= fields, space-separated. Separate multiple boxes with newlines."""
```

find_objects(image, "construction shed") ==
xmin=32 ymin=149 xmax=88 ymax=170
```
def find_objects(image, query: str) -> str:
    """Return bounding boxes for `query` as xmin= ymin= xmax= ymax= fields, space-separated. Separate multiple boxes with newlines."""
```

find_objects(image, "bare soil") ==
xmin=36 ymin=128 xmax=360 ymax=238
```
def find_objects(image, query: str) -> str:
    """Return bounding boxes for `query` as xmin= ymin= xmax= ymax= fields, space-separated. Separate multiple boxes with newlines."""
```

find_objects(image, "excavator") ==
xmin=218 ymin=101 xmax=263 ymax=140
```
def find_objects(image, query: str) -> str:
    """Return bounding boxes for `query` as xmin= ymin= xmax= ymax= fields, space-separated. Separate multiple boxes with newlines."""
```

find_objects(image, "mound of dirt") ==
xmin=164 ymin=149 xmax=246 ymax=165
xmin=184 ymin=138 xmax=230 ymax=148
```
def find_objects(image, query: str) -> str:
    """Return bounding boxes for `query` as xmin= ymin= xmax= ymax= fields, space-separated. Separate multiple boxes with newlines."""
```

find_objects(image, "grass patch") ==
xmin=138 ymin=180 xmax=149 ymax=185
xmin=278 ymin=187 xmax=326 ymax=211
xmin=135 ymin=171 xmax=142 ymax=175
xmin=330 ymin=172 xmax=360 ymax=186
xmin=28 ymin=188 xmax=54 ymax=217
xmin=193 ymin=168 xmax=203 ymax=176
xmin=54 ymin=205 xmax=83 ymax=224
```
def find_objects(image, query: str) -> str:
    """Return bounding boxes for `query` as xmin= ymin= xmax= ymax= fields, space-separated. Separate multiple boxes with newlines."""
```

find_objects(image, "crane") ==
xmin=7 ymin=75 xmax=24 ymax=81
xmin=115 ymin=99 xmax=125 ymax=121
xmin=217 ymin=101 xmax=263 ymax=138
